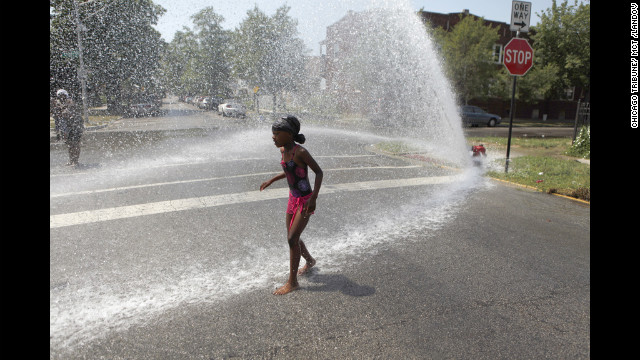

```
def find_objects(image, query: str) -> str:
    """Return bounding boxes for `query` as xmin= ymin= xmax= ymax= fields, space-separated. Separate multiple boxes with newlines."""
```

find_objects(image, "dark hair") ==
xmin=272 ymin=115 xmax=305 ymax=144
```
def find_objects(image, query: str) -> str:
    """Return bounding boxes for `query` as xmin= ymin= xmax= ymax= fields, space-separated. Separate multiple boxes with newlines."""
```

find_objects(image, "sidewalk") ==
xmin=50 ymin=123 xmax=109 ymax=143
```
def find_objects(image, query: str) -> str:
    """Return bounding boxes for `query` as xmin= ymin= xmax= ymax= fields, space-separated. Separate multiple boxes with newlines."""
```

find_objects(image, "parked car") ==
xmin=218 ymin=102 xmax=246 ymax=117
xmin=198 ymin=97 xmax=221 ymax=111
xmin=206 ymin=97 xmax=224 ymax=111
xmin=460 ymin=106 xmax=501 ymax=127
xmin=194 ymin=96 xmax=205 ymax=107
xmin=198 ymin=97 xmax=210 ymax=109
xmin=196 ymin=96 xmax=208 ymax=109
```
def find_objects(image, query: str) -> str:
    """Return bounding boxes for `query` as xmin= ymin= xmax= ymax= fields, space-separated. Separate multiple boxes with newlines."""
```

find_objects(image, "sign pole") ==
xmin=504 ymin=3 xmax=532 ymax=172
xmin=505 ymin=75 xmax=517 ymax=173
xmin=504 ymin=29 xmax=522 ymax=173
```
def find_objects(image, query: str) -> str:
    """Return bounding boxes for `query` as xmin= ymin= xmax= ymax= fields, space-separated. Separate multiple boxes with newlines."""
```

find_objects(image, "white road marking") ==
xmin=50 ymin=165 xmax=420 ymax=198
xmin=49 ymin=154 xmax=378 ymax=178
xmin=50 ymin=174 xmax=461 ymax=229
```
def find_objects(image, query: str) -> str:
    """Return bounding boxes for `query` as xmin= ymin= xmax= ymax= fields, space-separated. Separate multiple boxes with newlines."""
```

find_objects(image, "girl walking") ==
xmin=260 ymin=116 xmax=323 ymax=295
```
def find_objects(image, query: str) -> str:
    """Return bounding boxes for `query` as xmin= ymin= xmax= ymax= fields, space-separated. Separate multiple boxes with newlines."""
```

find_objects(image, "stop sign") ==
xmin=503 ymin=38 xmax=533 ymax=76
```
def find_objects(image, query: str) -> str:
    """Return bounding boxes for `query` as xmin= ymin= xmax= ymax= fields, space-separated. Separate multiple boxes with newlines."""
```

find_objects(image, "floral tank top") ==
xmin=281 ymin=145 xmax=312 ymax=198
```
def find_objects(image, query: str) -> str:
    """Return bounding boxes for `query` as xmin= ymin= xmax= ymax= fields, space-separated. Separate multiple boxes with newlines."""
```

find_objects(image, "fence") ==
xmin=572 ymin=100 xmax=590 ymax=143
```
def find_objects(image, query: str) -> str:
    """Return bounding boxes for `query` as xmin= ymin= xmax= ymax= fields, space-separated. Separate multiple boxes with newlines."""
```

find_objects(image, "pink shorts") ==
xmin=286 ymin=193 xmax=314 ymax=229
xmin=286 ymin=193 xmax=314 ymax=215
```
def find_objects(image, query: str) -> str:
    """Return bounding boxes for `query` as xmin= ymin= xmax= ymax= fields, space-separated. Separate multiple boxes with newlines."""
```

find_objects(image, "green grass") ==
xmin=468 ymin=136 xmax=590 ymax=201
xmin=374 ymin=141 xmax=418 ymax=154
xmin=376 ymin=137 xmax=590 ymax=202
xmin=487 ymin=156 xmax=590 ymax=201
xmin=50 ymin=114 xmax=121 ymax=128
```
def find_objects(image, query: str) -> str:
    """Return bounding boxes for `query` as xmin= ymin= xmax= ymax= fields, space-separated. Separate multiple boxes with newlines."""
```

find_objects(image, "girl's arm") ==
xmin=260 ymin=172 xmax=285 ymax=191
xmin=298 ymin=148 xmax=323 ymax=214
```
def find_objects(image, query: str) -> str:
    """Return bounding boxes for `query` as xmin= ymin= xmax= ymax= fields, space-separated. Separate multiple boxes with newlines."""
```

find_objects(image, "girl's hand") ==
xmin=260 ymin=173 xmax=285 ymax=191
xmin=303 ymin=197 xmax=316 ymax=215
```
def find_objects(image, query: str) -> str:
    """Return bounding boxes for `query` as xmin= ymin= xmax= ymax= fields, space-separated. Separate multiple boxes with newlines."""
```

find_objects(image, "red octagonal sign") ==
xmin=503 ymin=38 xmax=533 ymax=76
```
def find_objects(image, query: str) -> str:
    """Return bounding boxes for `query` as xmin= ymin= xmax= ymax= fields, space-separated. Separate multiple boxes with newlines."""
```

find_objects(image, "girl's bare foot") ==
xmin=273 ymin=282 xmax=299 ymax=295
xmin=298 ymin=258 xmax=316 ymax=276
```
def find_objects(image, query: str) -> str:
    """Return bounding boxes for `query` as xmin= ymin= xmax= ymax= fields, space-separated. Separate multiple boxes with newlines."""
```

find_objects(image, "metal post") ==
xmin=73 ymin=0 xmax=90 ymax=126
xmin=572 ymin=99 xmax=581 ymax=144
xmin=505 ymin=75 xmax=517 ymax=173
xmin=505 ymin=29 xmax=521 ymax=173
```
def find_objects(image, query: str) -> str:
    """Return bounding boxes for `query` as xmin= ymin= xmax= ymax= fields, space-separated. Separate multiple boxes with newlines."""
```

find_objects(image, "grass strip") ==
xmin=486 ymin=156 xmax=590 ymax=201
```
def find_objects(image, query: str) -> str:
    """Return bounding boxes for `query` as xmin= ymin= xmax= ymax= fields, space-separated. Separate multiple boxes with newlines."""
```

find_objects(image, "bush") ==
xmin=566 ymin=126 xmax=590 ymax=159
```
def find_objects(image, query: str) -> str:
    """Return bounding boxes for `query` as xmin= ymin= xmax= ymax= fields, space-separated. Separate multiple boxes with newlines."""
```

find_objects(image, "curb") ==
xmin=489 ymin=177 xmax=590 ymax=205
xmin=369 ymin=146 xmax=590 ymax=206
xmin=50 ymin=124 xmax=110 ymax=142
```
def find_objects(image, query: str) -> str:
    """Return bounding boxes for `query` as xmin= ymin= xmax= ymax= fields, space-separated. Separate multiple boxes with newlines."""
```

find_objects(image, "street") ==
xmin=463 ymin=124 xmax=576 ymax=138
xmin=50 ymin=101 xmax=589 ymax=359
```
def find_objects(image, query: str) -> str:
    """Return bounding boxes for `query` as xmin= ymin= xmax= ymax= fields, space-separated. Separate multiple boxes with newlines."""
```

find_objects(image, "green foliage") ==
xmin=423 ymin=1 xmax=590 ymax=103
xmin=230 ymin=5 xmax=308 ymax=95
xmin=159 ymin=7 xmax=232 ymax=97
xmin=430 ymin=15 xmax=500 ymax=104
xmin=50 ymin=0 xmax=166 ymax=113
xmin=566 ymin=126 xmax=590 ymax=159
xmin=161 ymin=4 xmax=308 ymax=103
xmin=530 ymin=0 xmax=590 ymax=99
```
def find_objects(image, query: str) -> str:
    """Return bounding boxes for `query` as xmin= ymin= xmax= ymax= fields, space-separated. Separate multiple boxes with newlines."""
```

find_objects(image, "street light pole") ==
xmin=72 ymin=0 xmax=90 ymax=126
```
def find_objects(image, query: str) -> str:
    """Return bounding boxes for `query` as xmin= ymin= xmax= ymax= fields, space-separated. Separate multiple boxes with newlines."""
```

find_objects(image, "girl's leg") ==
xmin=284 ymin=213 xmax=315 ymax=265
xmin=274 ymin=210 xmax=311 ymax=295
xmin=297 ymin=240 xmax=316 ymax=276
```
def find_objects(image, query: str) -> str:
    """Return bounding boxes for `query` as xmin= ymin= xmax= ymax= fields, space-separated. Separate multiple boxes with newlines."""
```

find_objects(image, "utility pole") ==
xmin=73 ymin=0 xmax=90 ymax=126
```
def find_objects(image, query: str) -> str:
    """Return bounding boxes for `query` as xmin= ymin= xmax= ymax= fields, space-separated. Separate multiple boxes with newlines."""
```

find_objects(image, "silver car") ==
xmin=460 ymin=106 xmax=501 ymax=127
xmin=218 ymin=102 xmax=246 ymax=118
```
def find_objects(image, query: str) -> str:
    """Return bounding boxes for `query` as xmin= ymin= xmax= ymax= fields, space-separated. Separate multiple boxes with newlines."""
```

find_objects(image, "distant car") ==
xmin=199 ymin=97 xmax=221 ymax=111
xmin=196 ymin=97 xmax=208 ymax=109
xmin=128 ymin=102 xmax=160 ymax=117
xmin=198 ymin=97 xmax=209 ymax=109
xmin=207 ymin=97 xmax=224 ymax=111
xmin=194 ymin=96 xmax=205 ymax=107
xmin=218 ymin=102 xmax=246 ymax=117
xmin=189 ymin=96 xmax=201 ymax=105
xmin=460 ymin=106 xmax=501 ymax=127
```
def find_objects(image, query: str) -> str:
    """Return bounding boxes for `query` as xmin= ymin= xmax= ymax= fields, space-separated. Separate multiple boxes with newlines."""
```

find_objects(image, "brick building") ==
xmin=419 ymin=8 xmax=529 ymax=65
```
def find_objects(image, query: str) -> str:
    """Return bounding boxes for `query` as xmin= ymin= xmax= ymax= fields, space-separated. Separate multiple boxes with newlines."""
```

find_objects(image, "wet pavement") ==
xmin=50 ymin=100 xmax=589 ymax=359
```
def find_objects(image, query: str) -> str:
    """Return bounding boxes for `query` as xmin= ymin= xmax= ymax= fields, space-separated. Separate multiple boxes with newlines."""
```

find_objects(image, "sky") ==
xmin=153 ymin=0 xmax=556 ymax=55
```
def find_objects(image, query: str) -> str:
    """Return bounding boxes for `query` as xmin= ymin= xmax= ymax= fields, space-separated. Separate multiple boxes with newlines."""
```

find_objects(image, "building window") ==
xmin=565 ymin=87 xmax=575 ymax=100
xmin=492 ymin=44 xmax=503 ymax=64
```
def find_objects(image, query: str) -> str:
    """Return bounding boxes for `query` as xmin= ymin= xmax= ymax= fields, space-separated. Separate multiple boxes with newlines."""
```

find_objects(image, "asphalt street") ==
xmin=50 ymin=100 xmax=589 ymax=359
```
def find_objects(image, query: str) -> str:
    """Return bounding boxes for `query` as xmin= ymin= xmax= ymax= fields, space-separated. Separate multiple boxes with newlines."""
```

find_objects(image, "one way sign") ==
xmin=510 ymin=1 xmax=532 ymax=33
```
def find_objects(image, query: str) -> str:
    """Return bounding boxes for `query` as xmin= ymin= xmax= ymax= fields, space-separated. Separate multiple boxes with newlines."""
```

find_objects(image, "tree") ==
xmin=231 ymin=5 xmax=308 ymax=112
xmin=530 ymin=0 xmax=590 ymax=100
xmin=429 ymin=14 xmax=500 ymax=104
xmin=189 ymin=7 xmax=232 ymax=97
xmin=50 ymin=0 xmax=166 ymax=113
xmin=161 ymin=7 xmax=234 ymax=99
xmin=162 ymin=28 xmax=200 ymax=96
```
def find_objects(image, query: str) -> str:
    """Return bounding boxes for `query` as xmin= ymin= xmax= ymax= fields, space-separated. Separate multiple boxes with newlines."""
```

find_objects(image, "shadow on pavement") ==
xmin=304 ymin=271 xmax=376 ymax=297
